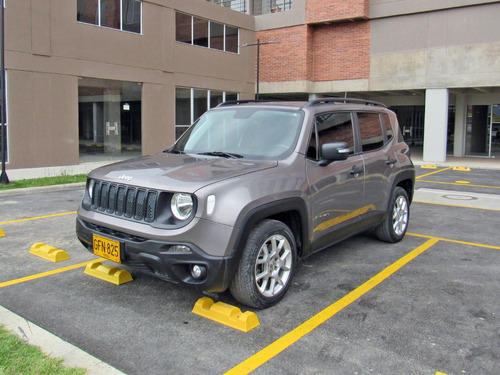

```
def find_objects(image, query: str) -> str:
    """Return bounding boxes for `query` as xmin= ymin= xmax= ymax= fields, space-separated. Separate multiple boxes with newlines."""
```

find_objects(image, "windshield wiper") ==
xmin=197 ymin=151 xmax=244 ymax=159
xmin=164 ymin=148 xmax=184 ymax=154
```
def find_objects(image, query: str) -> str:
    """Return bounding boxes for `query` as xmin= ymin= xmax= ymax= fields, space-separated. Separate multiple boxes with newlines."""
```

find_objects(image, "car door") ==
xmin=356 ymin=111 xmax=396 ymax=222
xmin=306 ymin=111 xmax=366 ymax=253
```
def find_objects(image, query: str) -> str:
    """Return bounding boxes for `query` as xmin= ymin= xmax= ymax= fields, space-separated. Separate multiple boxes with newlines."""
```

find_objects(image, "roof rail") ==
xmin=216 ymin=99 xmax=272 ymax=107
xmin=305 ymin=97 xmax=387 ymax=108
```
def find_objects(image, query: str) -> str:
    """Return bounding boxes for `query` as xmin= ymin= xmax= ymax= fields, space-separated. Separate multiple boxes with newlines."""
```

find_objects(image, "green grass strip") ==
xmin=0 ymin=175 xmax=87 ymax=191
xmin=0 ymin=324 xmax=86 ymax=375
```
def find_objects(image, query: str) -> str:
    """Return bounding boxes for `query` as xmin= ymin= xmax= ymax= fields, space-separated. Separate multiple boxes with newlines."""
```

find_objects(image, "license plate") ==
xmin=93 ymin=234 xmax=121 ymax=263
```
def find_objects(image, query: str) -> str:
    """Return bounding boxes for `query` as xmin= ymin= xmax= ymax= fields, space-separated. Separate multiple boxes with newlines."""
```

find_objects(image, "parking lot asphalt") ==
xmin=1 ymin=166 xmax=499 ymax=375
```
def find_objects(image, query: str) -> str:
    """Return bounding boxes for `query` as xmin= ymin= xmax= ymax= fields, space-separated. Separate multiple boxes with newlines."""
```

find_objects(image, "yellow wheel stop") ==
xmin=0 ymin=228 xmax=5 ymax=237
xmin=192 ymin=297 xmax=260 ymax=333
xmin=29 ymin=243 xmax=70 ymax=263
xmin=421 ymin=165 xmax=438 ymax=169
xmin=452 ymin=166 xmax=471 ymax=171
xmin=84 ymin=260 xmax=133 ymax=285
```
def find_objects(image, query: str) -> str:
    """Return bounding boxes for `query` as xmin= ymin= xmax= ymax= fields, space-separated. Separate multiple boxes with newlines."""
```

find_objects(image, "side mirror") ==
xmin=318 ymin=142 xmax=350 ymax=166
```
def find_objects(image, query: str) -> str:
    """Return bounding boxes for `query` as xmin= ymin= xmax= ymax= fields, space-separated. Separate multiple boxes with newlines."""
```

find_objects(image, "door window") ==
xmin=358 ymin=112 xmax=384 ymax=152
xmin=309 ymin=112 xmax=354 ymax=160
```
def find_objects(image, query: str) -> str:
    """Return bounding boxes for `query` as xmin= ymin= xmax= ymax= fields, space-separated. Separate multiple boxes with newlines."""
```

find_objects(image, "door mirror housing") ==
xmin=318 ymin=142 xmax=350 ymax=166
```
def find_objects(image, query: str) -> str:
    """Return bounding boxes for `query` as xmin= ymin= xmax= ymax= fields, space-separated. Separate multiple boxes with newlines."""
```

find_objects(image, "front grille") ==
xmin=91 ymin=181 xmax=158 ymax=223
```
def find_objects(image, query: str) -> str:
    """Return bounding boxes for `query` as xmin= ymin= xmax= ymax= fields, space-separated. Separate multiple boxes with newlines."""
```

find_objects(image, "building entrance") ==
xmin=466 ymin=105 xmax=500 ymax=158
xmin=78 ymin=78 xmax=142 ymax=162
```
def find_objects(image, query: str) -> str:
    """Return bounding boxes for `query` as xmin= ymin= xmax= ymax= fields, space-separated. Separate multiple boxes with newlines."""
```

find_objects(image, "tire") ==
xmin=375 ymin=186 xmax=410 ymax=243
xmin=229 ymin=219 xmax=297 ymax=309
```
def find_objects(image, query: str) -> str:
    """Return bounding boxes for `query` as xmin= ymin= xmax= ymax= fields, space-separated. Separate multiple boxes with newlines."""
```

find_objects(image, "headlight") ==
xmin=88 ymin=179 xmax=95 ymax=199
xmin=171 ymin=193 xmax=194 ymax=221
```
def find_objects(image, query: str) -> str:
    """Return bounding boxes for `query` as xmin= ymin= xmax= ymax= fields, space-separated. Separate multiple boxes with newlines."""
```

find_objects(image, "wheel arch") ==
xmin=393 ymin=169 xmax=415 ymax=203
xmin=232 ymin=197 xmax=309 ymax=260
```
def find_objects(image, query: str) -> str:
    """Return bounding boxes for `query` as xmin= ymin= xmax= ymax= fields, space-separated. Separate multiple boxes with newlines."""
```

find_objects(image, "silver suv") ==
xmin=76 ymin=98 xmax=415 ymax=309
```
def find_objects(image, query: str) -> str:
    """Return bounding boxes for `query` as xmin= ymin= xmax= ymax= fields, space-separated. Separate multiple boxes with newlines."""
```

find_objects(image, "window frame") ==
xmin=77 ymin=0 xmax=142 ymax=34
xmin=309 ymin=111 xmax=355 ymax=161
xmin=176 ymin=12 xmax=240 ymax=54
xmin=355 ymin=111 xmax=386 ymax=153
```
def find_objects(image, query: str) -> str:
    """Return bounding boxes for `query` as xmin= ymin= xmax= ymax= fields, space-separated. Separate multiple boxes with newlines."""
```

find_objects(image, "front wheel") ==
xmin=375 ymin=186 xmax=410 ymax=243
xmin=229 ymin=219 xmax=297 ymax=309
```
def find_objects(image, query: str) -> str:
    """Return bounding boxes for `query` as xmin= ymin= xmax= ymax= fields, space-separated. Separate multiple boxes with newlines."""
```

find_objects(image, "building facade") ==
xmin=251 ymin=0 xmax=500 ymax=162
xmin=2 ymin=0 xmax=500 ymax=173
xmin=2 ymin=0 xmax=255 ymax=170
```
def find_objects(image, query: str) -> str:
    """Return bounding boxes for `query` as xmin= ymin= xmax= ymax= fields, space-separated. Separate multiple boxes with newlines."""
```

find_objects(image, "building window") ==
xmin=206 ymin=0 xmax=248 ymax=14
xmin=78 ymin=78 xmax=142 ymax=162
xmin=206 ymin=0 xmax=292 ymax=15
xmin=176 ymin=13 xmax=239 ymax=54
xmin=77 ymin=0 xmax=142 ymax=34
xmin=210 ymin=22 xmax=224 ymax=51
xmin=175 ymin=87 xmax=239 ymax=139
xmin=252 ymin=0 xmax=292 ymax=15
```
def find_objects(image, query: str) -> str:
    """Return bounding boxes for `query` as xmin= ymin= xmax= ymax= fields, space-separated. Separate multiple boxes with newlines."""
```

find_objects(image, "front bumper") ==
xmin=76 ymin=218 xmax=238 ymax=292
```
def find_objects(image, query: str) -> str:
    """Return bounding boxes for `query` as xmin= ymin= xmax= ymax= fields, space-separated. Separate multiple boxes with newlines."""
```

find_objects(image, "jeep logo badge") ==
xmin=118 ymin=174 xmax=133 ymax=182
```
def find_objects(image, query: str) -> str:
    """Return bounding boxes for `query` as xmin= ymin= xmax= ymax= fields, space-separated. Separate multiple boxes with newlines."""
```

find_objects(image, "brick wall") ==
xmin=306 ymin=0 xmax=369 ymax=24
xmin=313 ymin=21 xmax=370 ymax=81
xmin=257 ymin=21 xmax=370 ymax=84
xmin=257 ymin=25 xmax=313 ymax=83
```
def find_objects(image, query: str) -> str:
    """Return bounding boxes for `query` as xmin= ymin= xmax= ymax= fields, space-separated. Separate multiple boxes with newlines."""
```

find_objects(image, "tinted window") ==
xmin=358 ymin=112 xmax=384 ymax=152
xmin=225 ymin=26 xmax=239 ymax=53
xmin=210 ymin=22 xmax=224 ymax=50
xmin=176 ymin=13 xmax=192 ymax=44
xmin=381 ymin=113 xmax=394 ymax=142
xmin=313 ymin=112 xmax=354 ymax=160
xmin=193 ymin=17 xmax=209 ymax=47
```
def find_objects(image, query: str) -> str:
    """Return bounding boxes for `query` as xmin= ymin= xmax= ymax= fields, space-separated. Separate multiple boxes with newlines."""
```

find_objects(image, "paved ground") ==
xmin=0 ymin=165 xmax=499 ymax=375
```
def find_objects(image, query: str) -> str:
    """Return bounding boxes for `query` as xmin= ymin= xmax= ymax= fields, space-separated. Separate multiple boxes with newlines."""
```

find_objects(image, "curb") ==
xmin=0 ymin=305 xmax=126 ymax=375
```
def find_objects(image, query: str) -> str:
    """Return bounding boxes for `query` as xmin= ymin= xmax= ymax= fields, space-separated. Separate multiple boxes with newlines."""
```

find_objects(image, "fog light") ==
xmin=170 ymin=245 xmax=191 ymax=253
xmin=191 ymin=264 xmax=207 ymax=279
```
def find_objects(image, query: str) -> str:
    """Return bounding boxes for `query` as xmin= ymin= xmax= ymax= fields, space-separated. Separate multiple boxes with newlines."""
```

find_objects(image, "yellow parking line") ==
xmin=413 ymin=200 xmax=500 ymax=211
xmin=417 ymin=180 xmax=500 ymax=189
xmin=0 ymin=211 xmax=77 ymax=225
xmin=0 ymin=260 xmax=94 ymax=289
xmin=407 ymin=233 xmax=500 ymax=250
xmin=416 ymin=167 xmax=453 ymax=179
xmin=224 ymin=238 xmax=439 ymax=375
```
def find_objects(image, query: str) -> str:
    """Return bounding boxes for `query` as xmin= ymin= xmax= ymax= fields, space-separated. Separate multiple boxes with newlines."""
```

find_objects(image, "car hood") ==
xmin=88 ymin=153 xmax=278 ymax=193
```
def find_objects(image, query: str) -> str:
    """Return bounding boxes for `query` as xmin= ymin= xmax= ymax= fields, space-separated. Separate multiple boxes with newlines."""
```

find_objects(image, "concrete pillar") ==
xmin=423 ymin=88 xmax=449 ymax=163
xmin=453 ymin=94 xmax=467 ymax=157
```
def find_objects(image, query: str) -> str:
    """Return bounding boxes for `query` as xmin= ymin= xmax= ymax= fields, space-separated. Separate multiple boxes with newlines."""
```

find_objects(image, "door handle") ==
xmin=350 ymin=166 xmax=364 ymax=175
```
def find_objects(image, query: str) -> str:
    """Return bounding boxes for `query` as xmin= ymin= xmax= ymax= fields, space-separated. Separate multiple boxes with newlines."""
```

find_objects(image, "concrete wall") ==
xmin=5 ymin=0 xmax=255 ymax=169
xmin=370 ymin=3 xmax=500 ymax=91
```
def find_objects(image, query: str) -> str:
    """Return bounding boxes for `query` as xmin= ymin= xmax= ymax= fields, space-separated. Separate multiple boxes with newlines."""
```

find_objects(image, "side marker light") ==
xmin=192 ymin=297 xmax=260 ymax=333
xmin=29 ymin=243 xmax=69 ymax=263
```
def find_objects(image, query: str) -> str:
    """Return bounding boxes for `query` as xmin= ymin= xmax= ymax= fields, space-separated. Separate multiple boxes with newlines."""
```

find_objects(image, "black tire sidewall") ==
xmin=230 ymin=219 xmax=297 ymax=309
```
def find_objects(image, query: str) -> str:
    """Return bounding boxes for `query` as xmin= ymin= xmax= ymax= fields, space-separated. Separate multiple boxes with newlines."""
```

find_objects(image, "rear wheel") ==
xmin=229 ymin=219 xmax=297 ymax=309
xmin=375 ymin=186 xmax=410 ymax=243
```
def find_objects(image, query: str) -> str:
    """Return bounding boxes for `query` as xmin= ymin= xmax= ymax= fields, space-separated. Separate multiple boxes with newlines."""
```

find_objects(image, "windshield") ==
xmin=170 ymin=107 xmax=304 ymax=160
